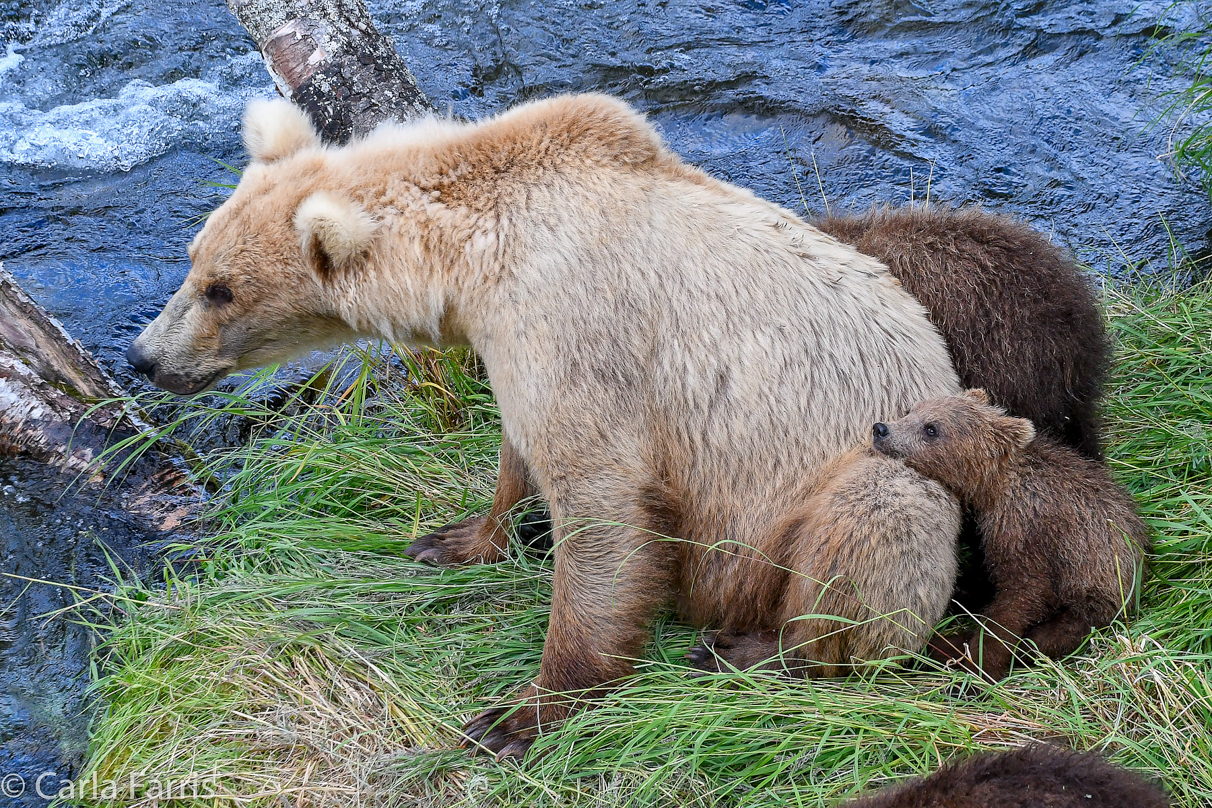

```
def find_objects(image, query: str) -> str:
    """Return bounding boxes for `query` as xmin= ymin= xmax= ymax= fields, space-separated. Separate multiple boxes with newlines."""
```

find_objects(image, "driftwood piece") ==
xmin=0 ymin=264 xmax=200 ymax=532
xmin=0 ymin=269 xmax=124 ymax=405
xmin=227 ymin=0 xmax=434 ymax=144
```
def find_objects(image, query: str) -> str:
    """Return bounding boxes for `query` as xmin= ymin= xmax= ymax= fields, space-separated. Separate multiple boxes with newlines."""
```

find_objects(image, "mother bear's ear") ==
xmin=242 ymin=98 xmax=321 ymax=163
xmin=294 ymin=191 xmax=378 ymax=277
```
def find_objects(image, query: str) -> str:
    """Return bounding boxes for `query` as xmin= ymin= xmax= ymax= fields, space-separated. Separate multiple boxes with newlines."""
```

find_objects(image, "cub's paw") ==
xmin=404 ymin=515 xmax=507 ymax=567
xmin=927 ymin=632 xmax=1008 ymax=681
xmin=462 ymin=685 xmax=564 ymax=760
xmin=685 ymin=631 xmax=780 ymax=674
xmin=685 ymin=631 xmax=725 ymax=674
xmin=926 ymin=632 xmax=972 ymax=665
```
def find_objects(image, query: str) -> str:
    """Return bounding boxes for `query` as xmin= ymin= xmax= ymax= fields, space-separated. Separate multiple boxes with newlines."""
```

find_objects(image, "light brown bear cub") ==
xmin=686 ymin=446 xmax=961 ymax=676
xmin=873 ymin=389 xmax=1149 ymax=680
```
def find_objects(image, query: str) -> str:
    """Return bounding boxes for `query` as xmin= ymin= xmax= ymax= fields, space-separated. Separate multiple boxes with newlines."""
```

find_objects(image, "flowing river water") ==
xmin=0 ymin=0 xmax=1208 ymax=802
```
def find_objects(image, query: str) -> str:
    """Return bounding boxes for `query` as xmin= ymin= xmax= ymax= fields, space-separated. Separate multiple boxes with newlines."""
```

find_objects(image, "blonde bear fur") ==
xmin=128 ymin=94 xmax=961 ymax=755
xmin=687 ymin=446 xmax=961 ymax=677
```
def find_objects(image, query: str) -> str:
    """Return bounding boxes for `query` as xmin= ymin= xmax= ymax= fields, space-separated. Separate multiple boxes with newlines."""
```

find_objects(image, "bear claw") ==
xmin=404 ymin=515 xmax=507 ymax=566
xmin=685 ymin=632 xmax=724 ymax=673
xmin=402 ymin=532 xmax=445 ymax=564
xmin=462 ymin=704 xmax=539 ymax=759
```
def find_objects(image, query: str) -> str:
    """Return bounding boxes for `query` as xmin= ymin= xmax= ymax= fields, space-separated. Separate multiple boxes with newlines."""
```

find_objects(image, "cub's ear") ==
xmin=963 ymin=388 xmax=992 ymax=405
xmin=999 ymin=416 xmax=1036 ymax=451
xmin=243 ymin=98 xmax=320 ymax=163
xmin=295 ymin=191 xmax=377 ymax=276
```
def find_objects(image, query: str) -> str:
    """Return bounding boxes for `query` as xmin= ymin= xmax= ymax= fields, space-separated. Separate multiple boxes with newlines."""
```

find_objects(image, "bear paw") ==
xmin=515 ymin=509 xmax=554 ymax=552
xmin=685 ymin=631 xmax=781 ymax=674
xmin=928 ymin=632 xmax=1009 ymax=681
xmin=405 ymin=516 xmax=507 ymax=566
xmin=461 ymin=684 xmax=565 ymax=760
xmin=927 ymin=632 xmax=971 ymax=665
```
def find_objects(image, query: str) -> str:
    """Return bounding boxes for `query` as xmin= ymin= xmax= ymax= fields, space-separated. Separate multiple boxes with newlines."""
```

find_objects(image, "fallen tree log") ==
xmin=0 ymin=0 xmax=431 ymax=777
xmin=0 ymin=264 xmax=200 ymax=532
xmin=0 ymin=264 xmax=203 ymax=779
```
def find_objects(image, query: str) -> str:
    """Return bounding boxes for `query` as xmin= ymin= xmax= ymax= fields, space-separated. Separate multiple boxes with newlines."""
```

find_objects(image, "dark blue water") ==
xmin=1 ymin=2 xmax=1209 ymax=392
xmin=0 ymin=458 xmax=162 ymax=807
xmin=0 ymin=0 xmax=1209 ymax=801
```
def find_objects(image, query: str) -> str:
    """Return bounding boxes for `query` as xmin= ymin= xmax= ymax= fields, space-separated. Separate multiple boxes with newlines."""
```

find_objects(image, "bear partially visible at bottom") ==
xmin=840 ymin=745 xmax=1168 ymax=808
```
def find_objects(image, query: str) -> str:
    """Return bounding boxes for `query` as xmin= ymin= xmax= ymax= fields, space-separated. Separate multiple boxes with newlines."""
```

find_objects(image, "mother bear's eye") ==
xmin=205 ymin=283 xmax=234 ymax=305
xmin=924 ymin=423 xmax=939 ymax=438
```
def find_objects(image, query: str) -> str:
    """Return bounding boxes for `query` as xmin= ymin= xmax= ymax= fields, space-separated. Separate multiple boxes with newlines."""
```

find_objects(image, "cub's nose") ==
xmin=126 ymin=341 xmax=157 ymax=381
xmin=872 ymin=422 xmax=889 ymax=440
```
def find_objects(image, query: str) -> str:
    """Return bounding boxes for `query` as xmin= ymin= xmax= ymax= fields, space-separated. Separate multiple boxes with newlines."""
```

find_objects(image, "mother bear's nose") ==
xmin=126 ymin=341 xmax=157 ymax=381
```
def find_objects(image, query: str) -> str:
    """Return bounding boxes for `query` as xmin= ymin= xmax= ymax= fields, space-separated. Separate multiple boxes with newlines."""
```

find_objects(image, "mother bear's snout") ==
xmin=126 ymin=339 xmax=157 ymax=381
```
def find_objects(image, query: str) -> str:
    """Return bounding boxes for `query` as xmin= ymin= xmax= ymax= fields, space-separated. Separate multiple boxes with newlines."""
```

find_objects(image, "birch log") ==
xmin=0 ymin=264 xmax=200 ymax=531
xmin=226 ymin=0 xmax=434 ymax=143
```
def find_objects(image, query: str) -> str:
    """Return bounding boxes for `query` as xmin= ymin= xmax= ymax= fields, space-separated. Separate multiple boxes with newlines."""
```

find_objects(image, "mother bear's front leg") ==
xmin=461 ymin=475 xmax=679 ymax=757
xmin=405 ymin=432 xmax=538 ymax=565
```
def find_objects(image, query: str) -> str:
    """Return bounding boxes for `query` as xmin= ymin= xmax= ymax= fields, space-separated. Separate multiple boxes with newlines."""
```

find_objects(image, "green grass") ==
xmin=1152 ymin=8 xmax=1212 ymax=199
xmin=73 ymin=278 xmax=1212 ymax=807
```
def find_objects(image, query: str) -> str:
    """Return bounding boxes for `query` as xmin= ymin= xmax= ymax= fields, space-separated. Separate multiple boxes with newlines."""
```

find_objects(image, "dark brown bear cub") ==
xmin=817 ymin=206 xmax=1110 ymax=460
xmin=873 ymin=389 xmax=1148 ymax=680
xmin=841 ymin=745 xmax=1169 ymax=808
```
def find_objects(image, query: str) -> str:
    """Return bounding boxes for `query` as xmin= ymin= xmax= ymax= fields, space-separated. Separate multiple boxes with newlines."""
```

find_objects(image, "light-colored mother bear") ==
xmin=128 ymin=94 xmax=960 ymax=755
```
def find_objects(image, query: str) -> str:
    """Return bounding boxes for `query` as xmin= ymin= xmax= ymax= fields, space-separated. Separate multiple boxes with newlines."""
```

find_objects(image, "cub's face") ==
xmin=872 ymin=389 xmax=1035 ymax=495
xmin=127 ymin=100 xmax=375 ymax=394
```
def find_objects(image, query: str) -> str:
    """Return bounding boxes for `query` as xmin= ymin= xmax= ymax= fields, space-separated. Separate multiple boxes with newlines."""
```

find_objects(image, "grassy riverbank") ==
xmin=76 ymin=273 xmax=1212 ymax=807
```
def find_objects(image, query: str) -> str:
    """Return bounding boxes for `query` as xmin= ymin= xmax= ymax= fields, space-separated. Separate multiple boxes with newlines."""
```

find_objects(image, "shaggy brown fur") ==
xmin=842 ymin=745 xmax=1169 ymax=807
xmin=819 ymin=207 xmax=1112 ymax=612
xmin=817 ymin=206 xmax=1110 ymax=461
xmin=686 ymin=447 xmax=960 ymax=676
xmin=875 ymin=390 xmax=1149 ymax=680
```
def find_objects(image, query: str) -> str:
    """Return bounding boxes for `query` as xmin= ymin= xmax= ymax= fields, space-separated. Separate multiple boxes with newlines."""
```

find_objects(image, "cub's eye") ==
xmin=205 ymin=283 xmax=233 ymax=305
xmin=924 ymin=423 xmax=939 ymax=438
